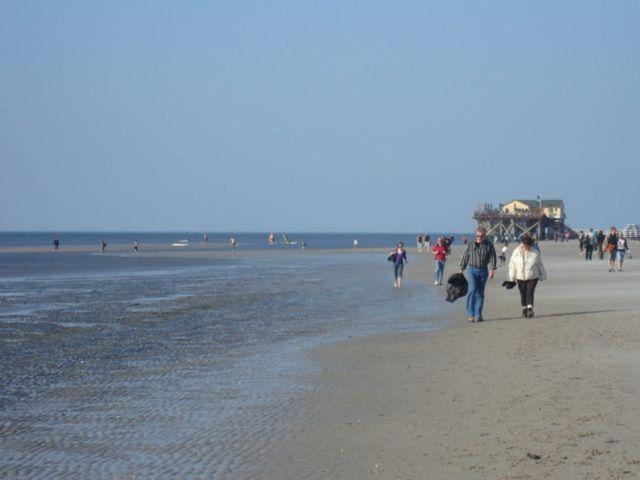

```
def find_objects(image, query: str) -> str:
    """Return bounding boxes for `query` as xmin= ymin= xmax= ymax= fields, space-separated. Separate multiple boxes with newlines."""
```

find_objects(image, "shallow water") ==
xmin=0 ymin=249 xmax=450 ymax=479
xmin=0 ymin=231 xmax=470 ymax=250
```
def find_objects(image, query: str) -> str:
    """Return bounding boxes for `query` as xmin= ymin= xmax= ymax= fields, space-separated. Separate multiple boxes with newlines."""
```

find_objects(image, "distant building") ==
xmin=622 ymin=224 xmax=639 ymax=240
xmin=475 ymin=198 xmax=574 ymax=241
xmin=501 ymin=199 xmax=565 ymax=220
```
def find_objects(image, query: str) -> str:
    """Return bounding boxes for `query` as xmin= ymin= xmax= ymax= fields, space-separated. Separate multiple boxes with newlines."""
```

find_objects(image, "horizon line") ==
xmin=0 ymin=229 xmax=475 ymax=234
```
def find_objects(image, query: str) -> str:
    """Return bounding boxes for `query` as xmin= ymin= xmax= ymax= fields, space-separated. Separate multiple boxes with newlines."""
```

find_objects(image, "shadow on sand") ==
xmin=486 ymin=308 xmax=631 ymax=322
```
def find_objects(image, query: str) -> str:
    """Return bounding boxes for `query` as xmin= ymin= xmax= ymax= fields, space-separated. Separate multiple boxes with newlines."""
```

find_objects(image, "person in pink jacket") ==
xmin=508 ymin=233 xmax=547 ymax=318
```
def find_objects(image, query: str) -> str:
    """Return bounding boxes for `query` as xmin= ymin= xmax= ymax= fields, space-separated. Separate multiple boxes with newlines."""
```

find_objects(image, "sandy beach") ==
xmin=276 ymin=241 xmax=640 ymax=479
xmin=3 ymin=239 xmax=640 ymax=479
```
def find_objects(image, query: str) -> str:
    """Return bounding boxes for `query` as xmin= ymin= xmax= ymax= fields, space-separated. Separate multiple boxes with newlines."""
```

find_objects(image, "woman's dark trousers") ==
xmin=517 ymin=278 xmax=539 ymax=306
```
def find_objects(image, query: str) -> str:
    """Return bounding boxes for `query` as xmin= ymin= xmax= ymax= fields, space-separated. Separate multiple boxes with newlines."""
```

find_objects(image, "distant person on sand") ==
xmin=230 ymin=237 xmax=236 ymax=251
xmin=499 ymin=242 xmax=508 ymax=267
xmin=132 ymin=240 xmax=139 ymax=252
xmin=508 ymin=233 xmax=547 ymax=318
xmin=432 ymin=237 xmax=448 ymax=285
xmin=100 ymin=240 xmax=107 ymax=253
xmin=424 ymin=234 xmax=430 ymax=249
xmin=443 ymin=236 xmax=453 ymax=254
xmin=417 ymin=234 xmax=423 ymax=253
xmin=53 ymin=237 xmax=60 ymax=251
xmin=204 ymin=233 xmax=208 ymax=243
xmin=459 ymin=227 xmax=497 ymax=323
xmin=604 ymin=227 xmax=619 ymax=272
xmin=300 ymin=239 xmax=306 ymax=252
xmin=532 ymin=235 xmax=540 ymax=253
xmin=617 ymin=235 xmax=629 ymax=271
xmin=353 ymin=239 xmax=359 ymax=248
xmin=583 ymin=229 xmax=593 ymax=261
xmin=388 ymin=242 xmax=407 ymax=288
xmin=596 ymin=229 xmax=605 ymax=260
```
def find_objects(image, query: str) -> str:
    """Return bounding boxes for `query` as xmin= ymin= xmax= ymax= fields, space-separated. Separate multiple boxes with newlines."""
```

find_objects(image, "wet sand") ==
xmin=278 ymin=241 xmax=640 ymax=479
xmin=0 ymin=244 xmax=440 ymax=479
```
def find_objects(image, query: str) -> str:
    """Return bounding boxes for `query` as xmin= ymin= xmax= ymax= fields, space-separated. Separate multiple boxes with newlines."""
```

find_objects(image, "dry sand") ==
xmin=275 ymin=242 xmax=640 ymax=479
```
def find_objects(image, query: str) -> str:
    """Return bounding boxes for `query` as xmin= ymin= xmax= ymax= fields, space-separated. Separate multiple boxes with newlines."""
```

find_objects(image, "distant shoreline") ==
xmin=0 ymin=231 xmax=476 ymax=251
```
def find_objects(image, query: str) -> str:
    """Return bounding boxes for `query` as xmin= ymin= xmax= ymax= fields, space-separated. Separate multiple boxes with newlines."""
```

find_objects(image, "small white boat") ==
xmin=281 ymin=234 xmax=298 ymax=245
xmin=172 ymin=240 xmax=190 ymax=247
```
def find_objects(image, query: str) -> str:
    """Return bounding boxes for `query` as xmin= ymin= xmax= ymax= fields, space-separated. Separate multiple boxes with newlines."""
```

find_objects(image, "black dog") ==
xmin=446 ymin=273 xmax=468 ymax=302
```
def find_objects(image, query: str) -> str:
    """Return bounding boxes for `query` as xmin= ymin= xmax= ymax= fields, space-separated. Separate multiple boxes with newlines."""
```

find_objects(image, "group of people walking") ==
xmin=390 ymin=227 xmax=547 ymax=322
xmin=578 ymin=226 xmax=630 ymax=271
xmin=393 ymin=225 xmax=635 ymax=322
xmin=416 ymin=234 xmax=430 ymax=252
xmin=603 ymin=227 xmax=630 ymax=272
xmin=578 ymin=228 xmax=602 ymax=261
xmin=456 ymin=228 xmax=547 ymax=321
xmin=52 ymin=238 xmax=141 ymax=252
xmin=391 ymin=236 xmax=453 ymax=288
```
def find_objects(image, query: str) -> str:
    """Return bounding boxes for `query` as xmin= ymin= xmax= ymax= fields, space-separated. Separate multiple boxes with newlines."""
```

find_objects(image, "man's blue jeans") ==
xmin=466 ymin=266 xmax=489 ymax=318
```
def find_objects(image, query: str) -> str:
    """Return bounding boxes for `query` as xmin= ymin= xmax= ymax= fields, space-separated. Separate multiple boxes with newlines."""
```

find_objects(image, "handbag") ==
xmin=604 ymin=243 xmax=614 ymax=253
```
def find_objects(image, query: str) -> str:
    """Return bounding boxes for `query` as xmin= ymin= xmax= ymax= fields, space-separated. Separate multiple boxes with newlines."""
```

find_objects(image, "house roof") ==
xmin=506 ymin=199 xmax=564 ymax=209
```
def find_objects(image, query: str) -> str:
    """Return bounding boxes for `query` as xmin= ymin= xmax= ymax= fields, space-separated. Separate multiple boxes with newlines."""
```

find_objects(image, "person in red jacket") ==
xmin=432 ymin=237 xmax=449 ymax=285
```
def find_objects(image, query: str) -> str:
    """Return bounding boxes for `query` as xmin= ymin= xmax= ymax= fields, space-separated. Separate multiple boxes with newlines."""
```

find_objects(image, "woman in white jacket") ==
xmin=508 ymin=233 xmax=547 ymax=318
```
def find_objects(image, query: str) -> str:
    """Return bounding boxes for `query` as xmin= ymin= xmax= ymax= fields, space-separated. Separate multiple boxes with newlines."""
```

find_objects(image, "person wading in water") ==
xmin=389 ymin=242 xmax=408 ymax=288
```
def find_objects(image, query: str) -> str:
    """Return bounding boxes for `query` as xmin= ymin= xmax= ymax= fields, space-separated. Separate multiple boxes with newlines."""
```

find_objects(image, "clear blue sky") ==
xmin=2 ymin=1 xmax=639 ymax=232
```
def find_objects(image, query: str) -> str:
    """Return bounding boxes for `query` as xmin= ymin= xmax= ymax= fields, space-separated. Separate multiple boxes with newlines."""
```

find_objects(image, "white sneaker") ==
xmin=434 ymin=280 xmax=438 ymax=285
